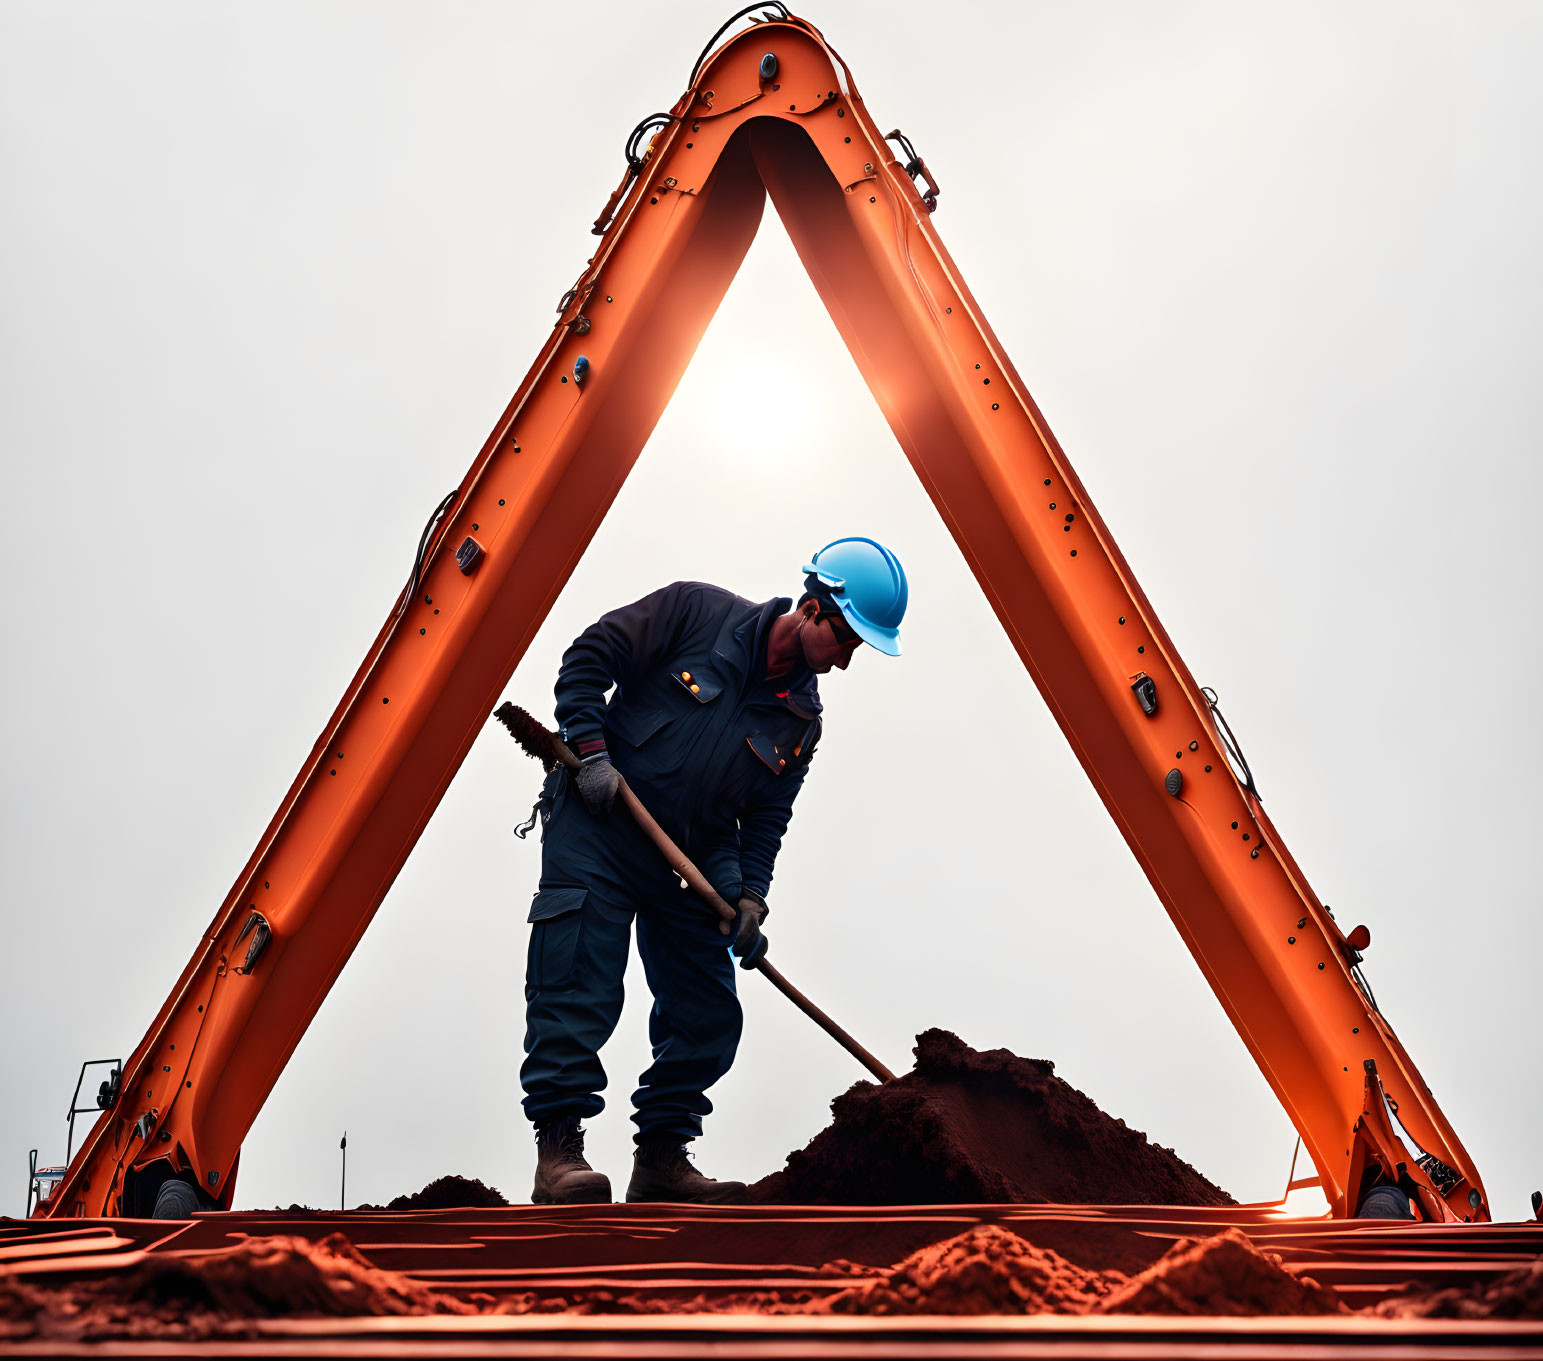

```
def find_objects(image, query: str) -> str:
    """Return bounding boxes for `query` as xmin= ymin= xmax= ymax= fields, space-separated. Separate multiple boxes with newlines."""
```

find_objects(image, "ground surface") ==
xmin=10 ymin=1031 xmax=1541 ymax=1352
xmin=3 ymin=1202 xmax=1539 ymax=1357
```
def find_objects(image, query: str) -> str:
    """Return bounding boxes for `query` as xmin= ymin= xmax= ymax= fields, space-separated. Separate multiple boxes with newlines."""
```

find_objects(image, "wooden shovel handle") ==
xmin=548 ymin=734 xmax=734 ymax=922
xmin=545 ymin=732 xmax=895 ymax=1083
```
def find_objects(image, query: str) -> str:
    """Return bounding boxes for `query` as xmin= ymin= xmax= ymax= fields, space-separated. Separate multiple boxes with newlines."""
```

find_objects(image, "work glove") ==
xmin=730 ymin=891 xmax=769 ymax=970
xmin=572 ymin=757 xmax=621 ymax=817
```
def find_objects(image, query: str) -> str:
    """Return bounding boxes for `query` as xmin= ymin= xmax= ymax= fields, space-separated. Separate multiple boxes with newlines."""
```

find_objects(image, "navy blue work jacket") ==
xmin=547 ymin=581 xmax=822 ymax=904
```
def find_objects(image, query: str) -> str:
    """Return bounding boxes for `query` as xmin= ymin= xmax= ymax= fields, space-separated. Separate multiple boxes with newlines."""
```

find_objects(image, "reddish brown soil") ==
xmin=377 ymin=1175 xmax=510 ymax=1211
xmin=1095 ymin=1228 xmax=1345 ymax=1317
xmin=0 ymin=1276 xmax=50 ymax=1325
xmin=511 ymin=1226 xmax=1349 ymax=1319
xmin=749 ymin=1030 xmax=1233 ymax=1207
xmin=817 ymin=1226 xmax=1340 ymax=1318
xmin=291 ymin=1174 xmax=509 ymax=1213
xmin=821 ymin=1225 xmax=1119 ymax=1315
xmin=1376 ymin=1257 xmax=1543 ymax=1320
xmin=0 ymin=1233 xmax=477 ymax=1342
xmin=3 ymin=1224 xmax=1475 ymax=1330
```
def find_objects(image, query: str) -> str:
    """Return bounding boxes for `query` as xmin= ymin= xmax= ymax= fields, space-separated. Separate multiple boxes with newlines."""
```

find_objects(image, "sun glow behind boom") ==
xmin=698 ymin=350 xmax=828 ymax=464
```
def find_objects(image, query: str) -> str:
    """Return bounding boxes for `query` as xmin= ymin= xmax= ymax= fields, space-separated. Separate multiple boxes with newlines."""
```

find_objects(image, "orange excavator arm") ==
xmin=38 ymin=9 xmax=1487 ymax=1223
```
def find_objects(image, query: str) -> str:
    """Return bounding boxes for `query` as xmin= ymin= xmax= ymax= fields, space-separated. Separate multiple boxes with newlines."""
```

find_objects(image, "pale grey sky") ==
xmin=3 ymin=2 xmax=1540 ymax=1220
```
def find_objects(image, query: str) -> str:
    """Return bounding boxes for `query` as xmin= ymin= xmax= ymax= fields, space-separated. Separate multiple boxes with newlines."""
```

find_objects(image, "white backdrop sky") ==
xmin=3 ymin=3 xmax=1540 ymax=1220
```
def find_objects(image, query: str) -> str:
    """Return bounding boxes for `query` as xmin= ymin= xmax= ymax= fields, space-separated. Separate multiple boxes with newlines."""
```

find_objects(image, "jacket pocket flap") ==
xmin=605 ymin=703 xmax=672 ymax=748
xmin=669 ymin=659 xmax=722 ymax=703
xmin=528 ymin=885 xmax=587 ymax=923
xmin=746 ymin=731 xmax=791 ymax=774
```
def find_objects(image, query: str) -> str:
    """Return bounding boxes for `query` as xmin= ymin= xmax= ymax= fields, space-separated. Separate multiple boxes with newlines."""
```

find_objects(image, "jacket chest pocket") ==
xmin=667 ymin=658 xmax=724 ymax=706
xmin=746 ymin=731 xmax=793 ymax=775
xmin=605 ymin=658 xmax=725 ymax=751
xmin=745 ymin=714 xmax=818 ymax=776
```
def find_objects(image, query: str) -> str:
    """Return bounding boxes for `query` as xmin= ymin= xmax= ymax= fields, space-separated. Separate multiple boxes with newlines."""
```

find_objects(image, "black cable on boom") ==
xmin=624 ymin=113 xmax=676 ymax=172
xmin=1203 ymin=686 xmax=1261 ymax=800
xmin=686 ymin=3 xmax=791 ymax=91
xmin=397 ymin=489 xmax=458 ymax=616
xmin=592 ymin=5 xmax=792 ymax=240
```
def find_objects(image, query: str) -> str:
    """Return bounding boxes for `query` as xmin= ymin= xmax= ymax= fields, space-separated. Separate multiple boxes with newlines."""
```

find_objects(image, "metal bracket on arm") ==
xmin=1345 ymin=1059 xmax=1455 ymax=1222
xmin=884 ymin=129 xmax=939 ymax=212
xmin=591 ymin=112 xmax=676 ymax=236
xmin=233 ymin=912 xmax=272 ymax=975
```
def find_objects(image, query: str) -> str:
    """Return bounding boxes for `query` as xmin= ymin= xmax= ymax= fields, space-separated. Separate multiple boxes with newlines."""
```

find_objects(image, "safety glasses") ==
xmin=822 ymin=607 xmax=861 ymax=647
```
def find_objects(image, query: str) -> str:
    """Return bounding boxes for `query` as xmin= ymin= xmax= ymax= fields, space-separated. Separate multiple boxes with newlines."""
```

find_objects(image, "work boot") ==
xmin=625 ymin=1137 xmax=746 ymax=1204
xmin=531 ymin=1116 xmax=612 ymax=1205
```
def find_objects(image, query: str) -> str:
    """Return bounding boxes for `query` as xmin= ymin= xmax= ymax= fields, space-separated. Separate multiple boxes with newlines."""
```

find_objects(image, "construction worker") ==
xmin=521 ymin=538 xmax=908 ymax=1204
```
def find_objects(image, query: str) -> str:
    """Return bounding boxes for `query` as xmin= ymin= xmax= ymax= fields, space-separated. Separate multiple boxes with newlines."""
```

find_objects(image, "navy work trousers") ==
xmin=520 ymin=876 xmax=743 ymax=1143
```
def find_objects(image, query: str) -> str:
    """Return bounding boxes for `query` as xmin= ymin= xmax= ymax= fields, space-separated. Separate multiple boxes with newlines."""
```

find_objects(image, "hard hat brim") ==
xmin=846 ymin=612 xmax=901 ymax=657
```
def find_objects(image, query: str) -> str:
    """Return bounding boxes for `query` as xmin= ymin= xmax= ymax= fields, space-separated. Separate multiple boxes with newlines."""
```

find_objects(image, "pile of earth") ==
xmin=749 ymin=1029 xmax=1234 ymax=1206
xmin=356 ymin=1175 xmax=510 ymax=1211
xmin=262 ymin=1175 xmax=509 ymax=1216
xmin=1094 ymin=1228 xmax=1344 ymax=1317
xmin=826 ymin=1225 xmax=1343 ymax=1318
xmin=11 ymin=1225 xmax=1536 ymax=1332
xmin=522 ymin=1225 xmax=1344 ymax=1318
xmin=0 ymin=1233 xmax=480 ymax=1342
xmin=822 ymin=1225 xmax=1117 ymax=1315
xmin=1376 ymin=1257 xmax=1543 ymax=1321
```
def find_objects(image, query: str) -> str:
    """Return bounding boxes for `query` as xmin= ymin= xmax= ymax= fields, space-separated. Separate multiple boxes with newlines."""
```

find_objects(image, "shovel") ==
xmin=494 ymin=702 xmax=895 ymax=1083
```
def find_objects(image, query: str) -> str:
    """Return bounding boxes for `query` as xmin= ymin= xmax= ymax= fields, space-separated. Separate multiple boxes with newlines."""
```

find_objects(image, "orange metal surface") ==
xmin=38 ymin=12 xmax=1486 ymax=1222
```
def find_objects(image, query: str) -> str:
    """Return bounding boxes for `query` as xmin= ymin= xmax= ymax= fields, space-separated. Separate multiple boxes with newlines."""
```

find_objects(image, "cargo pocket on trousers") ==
xmin=526 ymin=886 xmax=587 ymax=990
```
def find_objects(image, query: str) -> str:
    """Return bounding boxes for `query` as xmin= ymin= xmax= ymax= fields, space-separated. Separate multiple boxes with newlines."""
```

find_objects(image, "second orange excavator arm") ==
xmin=40 ymin=10 xmax=1486 ymax=1222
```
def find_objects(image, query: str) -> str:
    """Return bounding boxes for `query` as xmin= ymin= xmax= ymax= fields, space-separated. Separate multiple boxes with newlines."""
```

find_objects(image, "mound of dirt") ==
xmin=1376 ymin=1258 xmax=1543 ymax=1320
xmin=363 ymin=1175 xmax=509 ymax=1211
xmin=819 ymin=1226 xmax=1341 ymax=1318
xmin=749 ymin=1029 xmax=1233 ymax=1206
xmin=113 ymin=1232 xmax=474 ymax=1319
xmin=0 ymin=1276 xmax=50 ymax=1325
xmin=823 ymin=1224 xmax=1118 ymax=1315
xmin=1 ymin=1234 xmax=476 ymax=1343
xmin=1096 ymin=1228 xmax=1345 ymax=1316
xmin=501 ymin=1226 xmax=1348 ymax=1319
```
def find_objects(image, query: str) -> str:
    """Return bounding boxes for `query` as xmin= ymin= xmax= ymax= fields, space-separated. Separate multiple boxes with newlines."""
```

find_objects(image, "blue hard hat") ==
xmin=801 ymin=537 xmax=908 ymax=657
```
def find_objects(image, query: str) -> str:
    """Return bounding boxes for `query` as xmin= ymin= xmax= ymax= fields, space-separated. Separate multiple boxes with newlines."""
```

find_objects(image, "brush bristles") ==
xmin=493 ymin=702 xmax=559 ymax=772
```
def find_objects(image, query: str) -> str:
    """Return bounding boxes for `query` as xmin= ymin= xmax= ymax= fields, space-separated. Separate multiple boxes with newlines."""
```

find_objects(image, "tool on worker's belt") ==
xmin=493 ymin=701 xmax=896 ymax=1084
